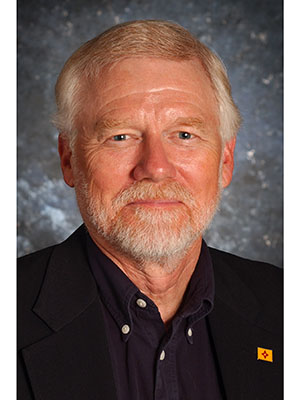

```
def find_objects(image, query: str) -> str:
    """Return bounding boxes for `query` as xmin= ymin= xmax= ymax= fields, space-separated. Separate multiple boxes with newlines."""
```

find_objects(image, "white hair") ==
xmin=53 ymin=19 xmax=241 ymax=149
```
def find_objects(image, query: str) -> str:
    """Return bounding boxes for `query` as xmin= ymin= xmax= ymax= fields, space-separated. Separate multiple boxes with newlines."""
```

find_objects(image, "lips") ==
xmin=127 ymin=199 xmax=182 ymax=206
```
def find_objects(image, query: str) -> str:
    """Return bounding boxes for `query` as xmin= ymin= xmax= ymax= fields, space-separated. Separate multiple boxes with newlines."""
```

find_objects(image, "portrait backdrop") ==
xmin=17 ymin=0 xmax=283 ymax=266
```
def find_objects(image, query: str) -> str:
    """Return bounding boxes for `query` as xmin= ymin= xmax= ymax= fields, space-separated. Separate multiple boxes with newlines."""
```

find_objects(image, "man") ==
xmin=18 ymin=20 xmax=282 ymax=400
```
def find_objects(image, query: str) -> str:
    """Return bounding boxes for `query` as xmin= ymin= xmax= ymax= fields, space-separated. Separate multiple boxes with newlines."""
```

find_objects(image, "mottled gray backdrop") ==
xmin=17 ymin=0 xmax=283 ymax=266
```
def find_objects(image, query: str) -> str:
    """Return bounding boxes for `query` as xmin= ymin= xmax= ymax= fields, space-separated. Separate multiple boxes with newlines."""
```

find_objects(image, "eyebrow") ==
xmin=93 ymin=118 xmax=131 ymax=140
xmin=171 ymin=117 xmax=205 ymax=130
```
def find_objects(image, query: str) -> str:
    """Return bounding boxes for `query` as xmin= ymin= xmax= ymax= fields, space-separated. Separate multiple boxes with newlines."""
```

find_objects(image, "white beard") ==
xmin=75 ymin=171 xmax=221 ymax=269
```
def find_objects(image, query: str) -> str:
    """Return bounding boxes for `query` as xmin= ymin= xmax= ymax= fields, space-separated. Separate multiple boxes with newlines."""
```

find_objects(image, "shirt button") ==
xmin=121 ymin=324 xmax=130 ymax=335
xmin=136 ymin=298 xmax=147 ymax=308
xmin=160 ymin=350 xmax=166 ymax=361
xmin=187 ymin=328 xmax=193 ymax=337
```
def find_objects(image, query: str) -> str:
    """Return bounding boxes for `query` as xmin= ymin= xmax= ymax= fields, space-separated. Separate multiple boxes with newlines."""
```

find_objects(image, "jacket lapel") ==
xmin=21 ymin=226 xmax=118 ymax=400
xmin=208 ymin=251 xmax=283 ymax=400
xmin=208 ymin=294 xmax=263 ymax=400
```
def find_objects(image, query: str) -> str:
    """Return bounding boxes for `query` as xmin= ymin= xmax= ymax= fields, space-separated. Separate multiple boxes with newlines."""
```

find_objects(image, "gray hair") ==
xmin=53 ymin=20 xmax=241 ymax=149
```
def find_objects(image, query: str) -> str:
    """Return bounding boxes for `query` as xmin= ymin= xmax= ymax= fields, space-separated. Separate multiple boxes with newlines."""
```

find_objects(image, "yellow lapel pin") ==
xmin=257 ymin=347 xmax=273 ymax=362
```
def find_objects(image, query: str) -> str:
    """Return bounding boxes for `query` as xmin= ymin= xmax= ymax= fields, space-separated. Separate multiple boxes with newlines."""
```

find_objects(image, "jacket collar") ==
xmin=32 ymin=225 xmax=98 ymax=332
xmin=211 ymin=249 xmax=259 ymax=325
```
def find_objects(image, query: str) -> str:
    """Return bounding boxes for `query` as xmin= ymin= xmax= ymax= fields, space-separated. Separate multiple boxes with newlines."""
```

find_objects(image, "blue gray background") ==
xmin=17 ymin=0 xmax=283 ymax=266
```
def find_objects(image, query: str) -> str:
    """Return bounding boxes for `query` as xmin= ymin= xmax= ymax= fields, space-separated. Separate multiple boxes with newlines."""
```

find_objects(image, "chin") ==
xmin=87 ymin=201 xmax=217 ymax=268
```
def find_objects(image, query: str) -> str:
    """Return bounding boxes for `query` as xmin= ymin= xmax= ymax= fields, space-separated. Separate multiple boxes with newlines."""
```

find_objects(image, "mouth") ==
xmin=127 ymin=200 xmax=183 ymax=208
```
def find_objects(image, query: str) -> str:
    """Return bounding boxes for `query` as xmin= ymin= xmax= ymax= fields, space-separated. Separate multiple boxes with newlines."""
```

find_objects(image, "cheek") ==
xmin=189 ymin=166 xmax=220 ymax=200
xmin=175 ymin=148 xmax=222 ymax=193
xmin=85 ymin=152 xmax=135 ymax=205
xmin=74 ymin=137 xmax=136 ymax=207
xmin=93 ymin=155 xmax=131 ymax=182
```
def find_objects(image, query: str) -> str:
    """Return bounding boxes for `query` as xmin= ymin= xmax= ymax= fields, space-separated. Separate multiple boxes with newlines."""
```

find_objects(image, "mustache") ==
xmin=112 ymin=180 xmax=196 ymax=208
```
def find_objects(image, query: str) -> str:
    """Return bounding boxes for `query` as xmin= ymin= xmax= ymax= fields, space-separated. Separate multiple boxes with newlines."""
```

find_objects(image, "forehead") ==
xmin=81 ymin=57 xmax=219 ymax=126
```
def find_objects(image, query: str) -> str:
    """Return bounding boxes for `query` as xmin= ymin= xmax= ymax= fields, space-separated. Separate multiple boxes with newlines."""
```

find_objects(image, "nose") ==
xmin=132 ymin=137 xmax=176 ymax=182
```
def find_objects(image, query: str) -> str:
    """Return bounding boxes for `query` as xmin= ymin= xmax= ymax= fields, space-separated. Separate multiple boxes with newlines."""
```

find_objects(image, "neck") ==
xmin=89 ymin=230 xmax=202 ymax=324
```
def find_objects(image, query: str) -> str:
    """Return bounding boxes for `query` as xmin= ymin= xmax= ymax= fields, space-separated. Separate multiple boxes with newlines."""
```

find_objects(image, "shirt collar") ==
xmin=86 ymin=233 xmax=139 ymax=341
xmin=86 ymin=232 xmax=215 ymax=338
xmin=180 ymin=240 xmax=214 ymax=314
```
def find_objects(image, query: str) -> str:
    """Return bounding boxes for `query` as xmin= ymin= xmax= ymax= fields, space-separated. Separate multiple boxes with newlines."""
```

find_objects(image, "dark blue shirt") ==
xmin=86 ymin=234 xmax=224 ymax=400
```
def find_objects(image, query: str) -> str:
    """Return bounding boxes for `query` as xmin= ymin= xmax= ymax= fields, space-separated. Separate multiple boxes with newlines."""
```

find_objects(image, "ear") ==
xmin=221 ymin=137 xmax=236 ymax=189
xmin=58 ymin=133 xmax=75 ymax=188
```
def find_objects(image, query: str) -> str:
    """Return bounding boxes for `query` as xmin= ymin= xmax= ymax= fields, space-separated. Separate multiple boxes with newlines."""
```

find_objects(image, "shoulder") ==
xmin=18 ymin=226 xmax=88 ymax=346
xmin=18 ymin=225 xmax=87 ymax=278
xmin=208 ymin=247 xmax=282 ymax=289
xmin=18 ymin=245 xmax=56 ymax=305
xmin=18 ymin=245 xmax=54 ymax=275
xmin=208 ymin=247 xmax=282 ymax=332
xmin=18 ymin=245 xmax=57 ymax=347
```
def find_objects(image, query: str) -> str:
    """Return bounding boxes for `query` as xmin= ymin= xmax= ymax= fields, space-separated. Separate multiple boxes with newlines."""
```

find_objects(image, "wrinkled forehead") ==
xmin=100 ymin=57 xmax=215 ymax=98
xmin=77 ymin=57 xmax=219 ymax=128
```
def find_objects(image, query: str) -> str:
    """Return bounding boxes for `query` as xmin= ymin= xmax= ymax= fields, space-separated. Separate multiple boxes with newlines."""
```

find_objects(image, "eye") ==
xmin=178 ymin=131 xmax=192 ymax=140
xmin=112 ymin=134 xmax=128 ymax=141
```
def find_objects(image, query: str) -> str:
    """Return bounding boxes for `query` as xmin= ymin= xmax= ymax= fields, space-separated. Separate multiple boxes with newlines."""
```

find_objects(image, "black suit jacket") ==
xmin=18 ymin=226 xmax=283 ymax=399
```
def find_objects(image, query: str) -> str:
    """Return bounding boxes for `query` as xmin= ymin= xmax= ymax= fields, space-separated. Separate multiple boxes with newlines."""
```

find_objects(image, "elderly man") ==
xmin=18 ymin=20 xmax=282 ymax=400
